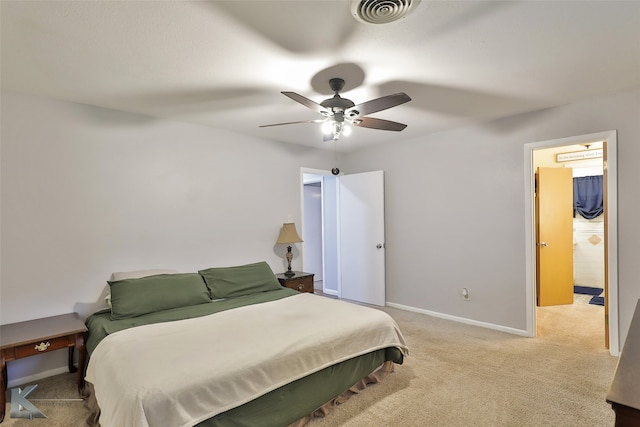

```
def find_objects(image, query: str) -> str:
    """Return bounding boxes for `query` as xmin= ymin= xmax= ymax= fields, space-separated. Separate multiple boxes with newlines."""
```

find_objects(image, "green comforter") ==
xmin=85 ymin=287 xmax=298 ymax=356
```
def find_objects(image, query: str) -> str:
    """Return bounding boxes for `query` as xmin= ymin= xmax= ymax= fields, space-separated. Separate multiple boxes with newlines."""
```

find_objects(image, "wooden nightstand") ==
xmin=0 ymin=312 xmax=87 ymax=422
xmin=277 ymin=271 xmax=315 ymax=293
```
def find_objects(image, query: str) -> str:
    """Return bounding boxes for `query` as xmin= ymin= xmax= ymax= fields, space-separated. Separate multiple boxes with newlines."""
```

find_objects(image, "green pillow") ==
xmin=198 ymin=261 xmax=281 ymax=299
xmin=108 ymin=273 xmax=211 ymax=320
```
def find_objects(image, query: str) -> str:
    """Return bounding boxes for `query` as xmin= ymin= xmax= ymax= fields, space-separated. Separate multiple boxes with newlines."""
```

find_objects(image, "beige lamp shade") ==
xmin=276 ymin=223 xmax=303 ymax=244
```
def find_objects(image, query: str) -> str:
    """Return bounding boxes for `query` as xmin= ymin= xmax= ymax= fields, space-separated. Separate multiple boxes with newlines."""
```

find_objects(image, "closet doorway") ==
xmin=524 ymin=130 xmax=619 ymax=356
xmin=301 ymin=169 xmax=340 ymax=296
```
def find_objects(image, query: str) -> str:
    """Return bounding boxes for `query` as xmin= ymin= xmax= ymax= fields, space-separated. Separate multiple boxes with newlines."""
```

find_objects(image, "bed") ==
xmin=82 ymin=262 xmax=408 ymax=427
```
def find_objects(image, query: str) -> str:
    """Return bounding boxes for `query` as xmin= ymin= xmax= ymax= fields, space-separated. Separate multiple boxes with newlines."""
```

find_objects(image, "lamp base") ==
xmin=284 ymin=245 xmax=295 ymax=277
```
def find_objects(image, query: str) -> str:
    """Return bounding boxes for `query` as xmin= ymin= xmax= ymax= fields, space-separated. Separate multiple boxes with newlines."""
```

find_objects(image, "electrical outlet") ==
xmin=462 ymin=288 xmax=470 ymax=301
xmin=287 ymin=214 xmax=293 ymax=222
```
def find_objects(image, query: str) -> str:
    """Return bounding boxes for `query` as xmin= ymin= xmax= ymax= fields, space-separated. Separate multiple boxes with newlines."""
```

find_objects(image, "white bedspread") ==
xmin=85 ymin=293 xmax=408 ymax=427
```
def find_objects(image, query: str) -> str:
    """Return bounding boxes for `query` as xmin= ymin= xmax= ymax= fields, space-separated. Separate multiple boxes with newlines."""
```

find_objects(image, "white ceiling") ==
xmin=2 ymin=1 xmax=639 ymax=151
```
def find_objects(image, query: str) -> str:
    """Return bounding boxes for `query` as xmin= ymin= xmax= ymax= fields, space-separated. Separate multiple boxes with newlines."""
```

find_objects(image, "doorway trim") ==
xmin=524 ymin=130 xmax=619 ymax=356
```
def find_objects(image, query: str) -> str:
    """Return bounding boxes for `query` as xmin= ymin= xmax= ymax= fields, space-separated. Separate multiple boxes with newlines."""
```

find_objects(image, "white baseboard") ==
xmin=7 ymin=365 xmax=75 ymax=389
xmin=385 ymin=302 xmax=529 ymax=337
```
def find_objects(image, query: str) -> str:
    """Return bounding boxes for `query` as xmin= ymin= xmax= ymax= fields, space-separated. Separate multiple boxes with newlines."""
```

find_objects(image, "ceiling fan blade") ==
xmin=352 ymin=117 xmax=407 ymax=131
xmin=347 ymin=92 xmax=411 ymax=117
xmin=259 ymin=118 xmax=326 ymax=128
xmin=281 ymin=91 xmax=329 ymax=115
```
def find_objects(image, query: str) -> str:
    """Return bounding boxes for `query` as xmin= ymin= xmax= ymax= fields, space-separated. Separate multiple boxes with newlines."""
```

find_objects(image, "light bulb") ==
xmin=321 ymin=122 xmax=333 ymax=134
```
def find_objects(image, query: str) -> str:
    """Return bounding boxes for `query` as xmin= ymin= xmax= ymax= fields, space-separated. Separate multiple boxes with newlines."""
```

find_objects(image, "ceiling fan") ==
xmin=260 ymin=78 xmax=411 ymax=142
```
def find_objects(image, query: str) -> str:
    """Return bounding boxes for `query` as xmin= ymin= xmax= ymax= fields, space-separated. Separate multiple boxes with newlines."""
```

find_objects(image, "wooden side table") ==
xmin=0 ymin=312 xmax=87 ymax=422
xmin=607 ymin=300 xmax=640 ymax=426
xmin=277 ymin=271 xmax=315 ymax=293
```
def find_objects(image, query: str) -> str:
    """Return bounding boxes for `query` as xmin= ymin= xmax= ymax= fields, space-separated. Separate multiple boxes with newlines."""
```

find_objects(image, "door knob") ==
xmin=537 ymin=242 xmax=549 ymax=247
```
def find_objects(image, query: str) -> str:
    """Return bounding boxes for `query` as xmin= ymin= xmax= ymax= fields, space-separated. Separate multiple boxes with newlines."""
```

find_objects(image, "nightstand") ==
xmin=277 ymin=271 xmax=315 ymax=293
xmin=0 ymin=312 xmax=87 ymax=422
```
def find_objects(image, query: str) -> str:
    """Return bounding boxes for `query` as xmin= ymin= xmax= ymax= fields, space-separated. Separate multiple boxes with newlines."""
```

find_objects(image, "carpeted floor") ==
xmin=537 ymin=298 xmax=605 ymax=351
xmin=4 ymin=304 xmax=616 ymax=426
xmin=3 ymin=372 xmax=88 ymax=426
xmin=308 ymin=305 xmax=615 ymax=426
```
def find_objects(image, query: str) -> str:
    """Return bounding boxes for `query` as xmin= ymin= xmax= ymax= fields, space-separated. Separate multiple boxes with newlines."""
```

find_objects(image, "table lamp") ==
xmin=276 ymin=223 xmax=303 ymax=277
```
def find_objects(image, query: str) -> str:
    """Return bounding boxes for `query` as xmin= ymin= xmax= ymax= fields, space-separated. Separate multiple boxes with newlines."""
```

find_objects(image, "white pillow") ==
xmin=109 ymin=269 xmax=178 ymax=282
xmin=106 ymin=269 xmax=179 ymax=308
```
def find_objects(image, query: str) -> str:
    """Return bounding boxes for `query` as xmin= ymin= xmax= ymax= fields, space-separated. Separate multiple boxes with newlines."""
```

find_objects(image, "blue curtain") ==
xmin=573 ymin=175 xmax=603 ymax=219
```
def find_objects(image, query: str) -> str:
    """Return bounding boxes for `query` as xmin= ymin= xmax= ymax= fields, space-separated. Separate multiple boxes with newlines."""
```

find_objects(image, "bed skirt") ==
xmin=84 ymin=354 xmax=399 ymax=427
xmin=289 ymin=360 xmax=395 ymax=427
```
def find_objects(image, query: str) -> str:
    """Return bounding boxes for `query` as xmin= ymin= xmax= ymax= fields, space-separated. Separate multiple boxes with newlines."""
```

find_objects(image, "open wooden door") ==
xmin=536 ymin=167 xmax=574 ymax=306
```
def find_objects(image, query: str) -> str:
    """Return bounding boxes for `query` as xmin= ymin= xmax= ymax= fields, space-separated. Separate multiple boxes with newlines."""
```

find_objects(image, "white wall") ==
xmin=0 ymin=90 xmax=334 ymax=382
xmin=573 ymin=215 xmax=604 ymax=288
xmin=343 ymin=88 xmax=640 ymax=346
xmin=303 ymin=183 xmax=322 ymax=282
xmin=321 ymin=175 xmax=339 ymax=294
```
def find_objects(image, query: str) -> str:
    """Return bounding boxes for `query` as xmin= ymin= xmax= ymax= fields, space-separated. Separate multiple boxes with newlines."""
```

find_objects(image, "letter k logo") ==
xmin=10 ymin=385 xmax=47 ymax=419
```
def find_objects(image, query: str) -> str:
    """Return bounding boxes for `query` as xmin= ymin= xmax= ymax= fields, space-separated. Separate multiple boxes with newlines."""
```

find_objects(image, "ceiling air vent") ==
xmin=351 ymin=0 xmax=420 ymax=24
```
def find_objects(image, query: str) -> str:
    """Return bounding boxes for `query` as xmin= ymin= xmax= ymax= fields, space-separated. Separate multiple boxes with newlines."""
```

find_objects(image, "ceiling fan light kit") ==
xmin=260 ymin=77 xmax=411 ymax=143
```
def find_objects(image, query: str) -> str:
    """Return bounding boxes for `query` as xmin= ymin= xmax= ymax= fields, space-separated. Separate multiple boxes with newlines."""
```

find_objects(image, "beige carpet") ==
xmin=4 ymin=304 xmax=617 ymax=426
xmin=308 ymin=305 xmax=616 ymax=426
xmin=3 ymin=372 xmax=88 ymax=426
xmin=537 ymin=295 xmax=606 ymax=351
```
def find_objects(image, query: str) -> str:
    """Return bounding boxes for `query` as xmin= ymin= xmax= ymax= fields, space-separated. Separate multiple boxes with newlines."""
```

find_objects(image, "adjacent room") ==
xmin=534 ymin=143 xmax=608 ymax=350
xmin=2 ymin=1 xmax=640 ymax=426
